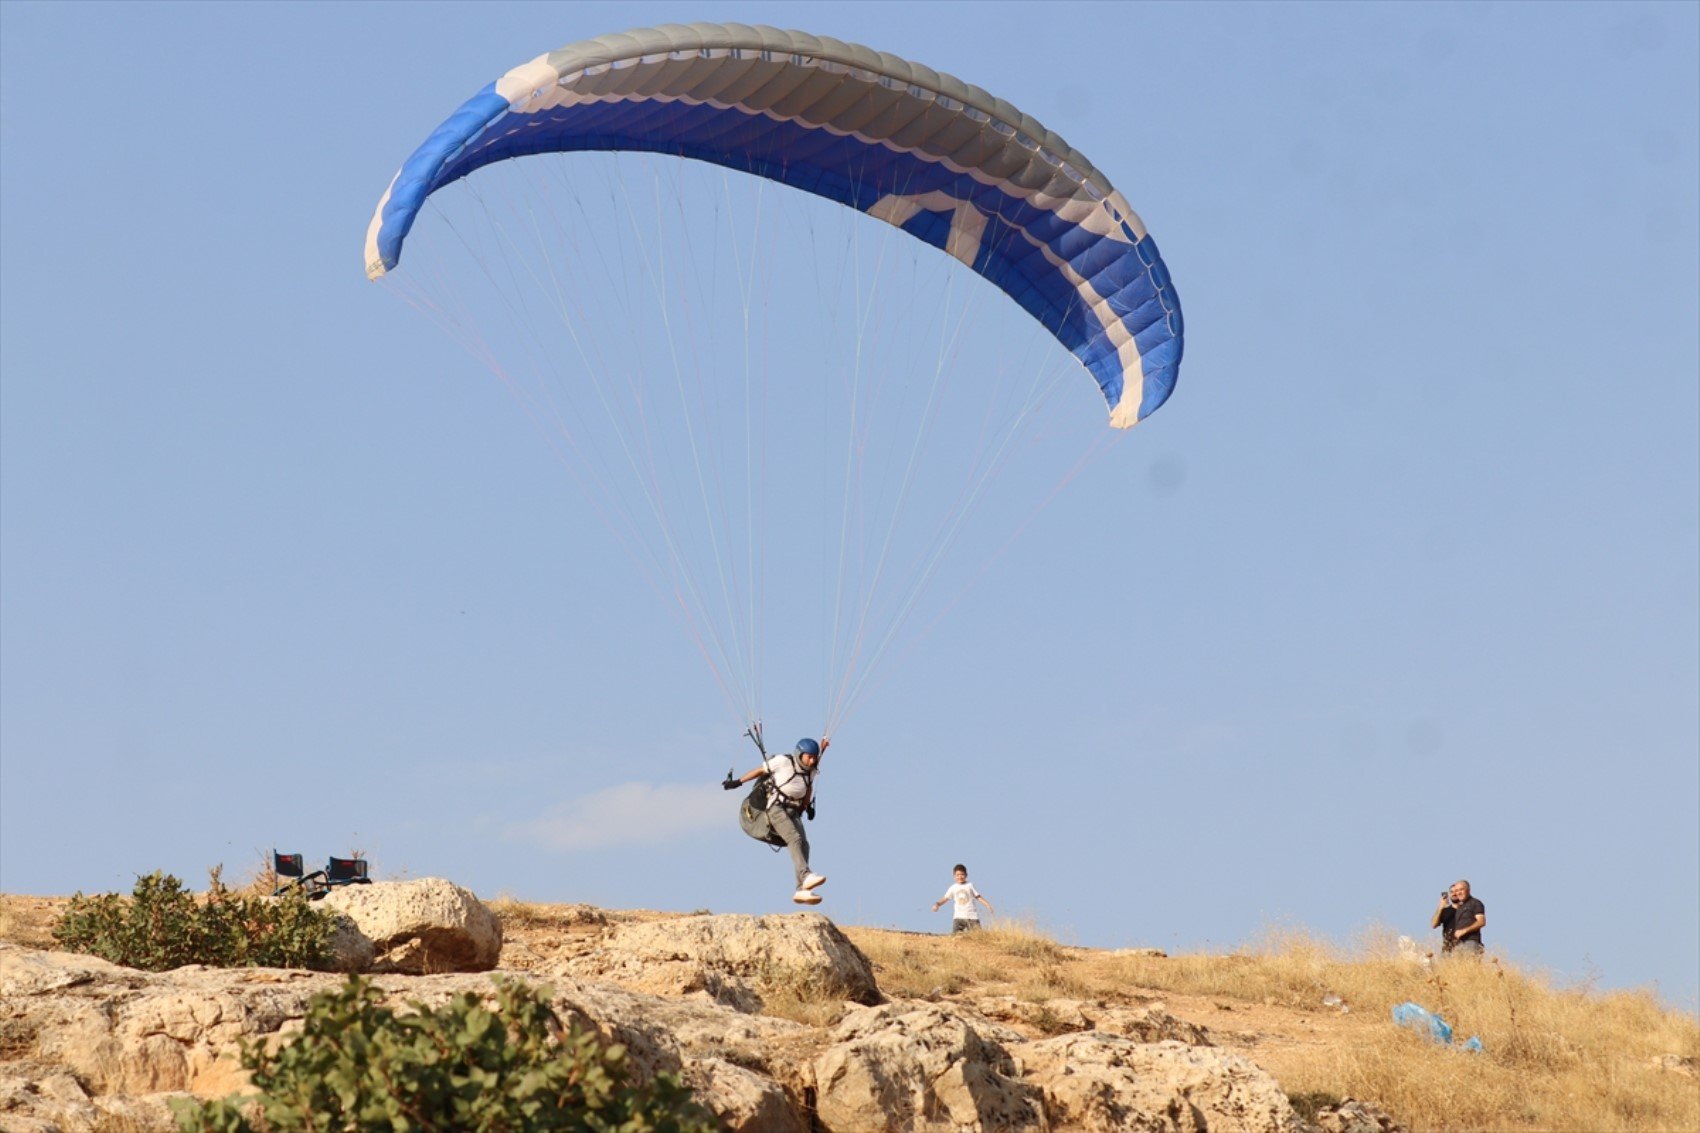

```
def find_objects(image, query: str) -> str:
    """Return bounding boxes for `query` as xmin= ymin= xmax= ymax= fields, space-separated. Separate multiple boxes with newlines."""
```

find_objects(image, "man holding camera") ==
xmin=1431 ymin=879 xmax=1487 ymax=955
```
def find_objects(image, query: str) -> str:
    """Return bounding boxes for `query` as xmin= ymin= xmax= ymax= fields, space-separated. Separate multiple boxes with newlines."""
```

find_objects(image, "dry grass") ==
xmin=853 ymin=920 xmax=1082 ymax=1001
xmin=978 ymin=918 xmax=1071 ymax=963
xmin=1106 ymin=929 xmax=1700 ymax=1133
xmin=753 ymin=961 xmax=857 ymax=1027
xmin=244 ymin=855 xmax=281 ymax=898
xmin=0 ymin=894 xmax=65 ymax=949
xmin=489 ymin=894 xmax=555 ymax=927
xmin=854 ymin=937 xmax=965 ymax=1000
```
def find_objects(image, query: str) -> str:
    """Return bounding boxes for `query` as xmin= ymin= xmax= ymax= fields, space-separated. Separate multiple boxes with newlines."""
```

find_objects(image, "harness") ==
xmin=734 ymin=725 xmax=815 ymax=849
xmin=763 ymin=752 xmax=814 ymax=812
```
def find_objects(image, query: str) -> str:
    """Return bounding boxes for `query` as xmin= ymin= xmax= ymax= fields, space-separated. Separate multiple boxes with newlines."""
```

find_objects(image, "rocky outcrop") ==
xmin=0 ymin=906 xmax=1381 ymax=1133
xmin=0 ymin=942 xmax=810 ymax=1133
xmin=0 ymin=1068 xmax=179 ymax=1133
xmin=320 ymin=877 xmax=501 ymax=973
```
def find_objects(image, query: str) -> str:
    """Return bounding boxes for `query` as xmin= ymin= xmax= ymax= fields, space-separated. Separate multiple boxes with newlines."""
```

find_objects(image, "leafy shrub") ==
xmin=174 ymin=976 xmax=718 ymax=1132
xmin=52 ymin=870 xmax=334 ymax=971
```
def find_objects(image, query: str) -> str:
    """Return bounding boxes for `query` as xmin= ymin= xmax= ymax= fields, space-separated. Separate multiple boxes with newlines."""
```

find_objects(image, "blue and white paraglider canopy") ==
xmin=366 ymin=22 xmax=1183 ymax=428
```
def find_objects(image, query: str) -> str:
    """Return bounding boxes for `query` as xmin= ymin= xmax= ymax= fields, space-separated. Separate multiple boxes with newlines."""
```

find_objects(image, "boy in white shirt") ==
xmin=931 ymin=863 xmax=994 ymax=933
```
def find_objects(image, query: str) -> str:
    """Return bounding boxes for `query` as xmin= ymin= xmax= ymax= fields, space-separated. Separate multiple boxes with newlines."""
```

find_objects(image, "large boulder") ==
xmin=320 ymin=877 xmax=501 ymax=974
xmin=689 ymin=1058 xmax=810 ymax=1133
xmin=1020 ymin=1035 xmax=1302 ymax=1133
xmin=812 ymin=1001 xmax=1044 ymax=1131
xmin=558 ymin=911 xmax=880 ymax=1010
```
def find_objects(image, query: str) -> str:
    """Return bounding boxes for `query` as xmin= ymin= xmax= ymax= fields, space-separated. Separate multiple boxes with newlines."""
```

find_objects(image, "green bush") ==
xmin=174 ymin=976 xmax=719 ymax=1132
xmin=52 ymin=870 xmax=335 ymax=971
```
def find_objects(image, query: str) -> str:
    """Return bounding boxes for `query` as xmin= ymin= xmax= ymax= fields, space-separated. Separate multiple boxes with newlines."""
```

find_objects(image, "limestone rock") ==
xmin=1 ymin=944 xmax=323 ymax=1100
xmin=1306 ymin=1097 xmax=1409 ymax=1133
xmin=1020 ymin=1035 xmax=1302 ymax=1133
xmin=0 ymin=942 xmax=814 ymax=1133
xmin=687 ymin=1057 xmax=809 ymax=1133
xmin=974 ymin=995 xmax=1212 ymax=1045
xmin=320 ymin=877 xmax=501 ymax=973
xmin=0 ymin=1064 xmax=182 ymax=1133
xmin=1652 ymin=1052 xmax=1697 ymax=1078
xmin=559 ymin=911 xmax=879 ymax=1010
xmin=0 ymin=1065 xmax=101 ymax=1133
xmin=324 ymin=909 xmax=377 ymax=972
xmin=813 ymin=1000 xmax=1044 ymax=1131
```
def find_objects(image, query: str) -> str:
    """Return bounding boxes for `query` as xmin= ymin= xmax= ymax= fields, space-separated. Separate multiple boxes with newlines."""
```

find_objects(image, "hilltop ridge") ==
xmin=1 ymin=892 xmax=1694 ymax=1132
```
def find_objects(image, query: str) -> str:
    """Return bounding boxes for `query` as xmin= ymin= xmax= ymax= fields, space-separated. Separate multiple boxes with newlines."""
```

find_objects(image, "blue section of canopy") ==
xmin=371 ymin=80 xmax=1182 ymax=424
xmin=374 ymin=85 xmax=509 ymax=275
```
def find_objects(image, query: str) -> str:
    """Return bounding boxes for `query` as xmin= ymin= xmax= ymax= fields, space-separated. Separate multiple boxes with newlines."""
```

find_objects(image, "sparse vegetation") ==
xmin=173 ymin=976 xmax=718 ymax=1132
xmin=51 ymin=869 xmax=336 ymax=972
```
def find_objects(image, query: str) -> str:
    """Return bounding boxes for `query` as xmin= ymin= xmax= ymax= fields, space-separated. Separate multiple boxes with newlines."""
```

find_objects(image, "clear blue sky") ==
xmin=3 ymin=2 xmax=1696 ymax=1007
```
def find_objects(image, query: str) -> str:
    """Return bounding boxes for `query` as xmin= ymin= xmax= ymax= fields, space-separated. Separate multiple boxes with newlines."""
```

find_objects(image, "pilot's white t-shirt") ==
xmin=763 ymin=753 xmax=812 ymax=805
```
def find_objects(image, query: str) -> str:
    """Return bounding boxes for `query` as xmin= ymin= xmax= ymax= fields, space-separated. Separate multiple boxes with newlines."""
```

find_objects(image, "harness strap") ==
xmin=764 ymin=753 xmax=813 ymax=811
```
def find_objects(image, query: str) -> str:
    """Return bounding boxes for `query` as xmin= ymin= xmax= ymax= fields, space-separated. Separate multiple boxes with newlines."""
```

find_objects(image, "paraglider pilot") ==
xmin=724 ymin=737 xmax=829 ymax=904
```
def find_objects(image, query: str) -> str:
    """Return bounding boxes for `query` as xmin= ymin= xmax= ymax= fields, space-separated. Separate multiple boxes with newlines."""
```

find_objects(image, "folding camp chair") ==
xmin=272 ymin=851 xmax=327 ymax=897
xmin=324 ymin=856 xmax=371 ymax=888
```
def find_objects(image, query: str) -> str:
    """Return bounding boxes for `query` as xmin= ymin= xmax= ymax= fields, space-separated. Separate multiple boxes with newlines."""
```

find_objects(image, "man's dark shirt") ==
xmin=1439 ymin=896 xmax=1486 ymax=950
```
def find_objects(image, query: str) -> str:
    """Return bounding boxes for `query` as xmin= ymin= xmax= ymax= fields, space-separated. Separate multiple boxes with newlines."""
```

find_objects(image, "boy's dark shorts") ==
xmin=951 ymin=919 xmax=980 ymax=934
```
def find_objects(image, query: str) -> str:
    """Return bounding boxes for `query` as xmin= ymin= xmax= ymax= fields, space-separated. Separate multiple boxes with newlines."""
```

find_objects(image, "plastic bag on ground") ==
xmin=1392 ymin=1001 xmax=1454 ymax=1044
xmin=1391 ymin=1002 xmax=1484 ymax=1052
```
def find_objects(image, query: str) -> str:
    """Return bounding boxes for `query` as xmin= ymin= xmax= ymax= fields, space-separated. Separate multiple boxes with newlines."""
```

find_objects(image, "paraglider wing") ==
xmin=364 ymin=22 xmax=1183 ymax=426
